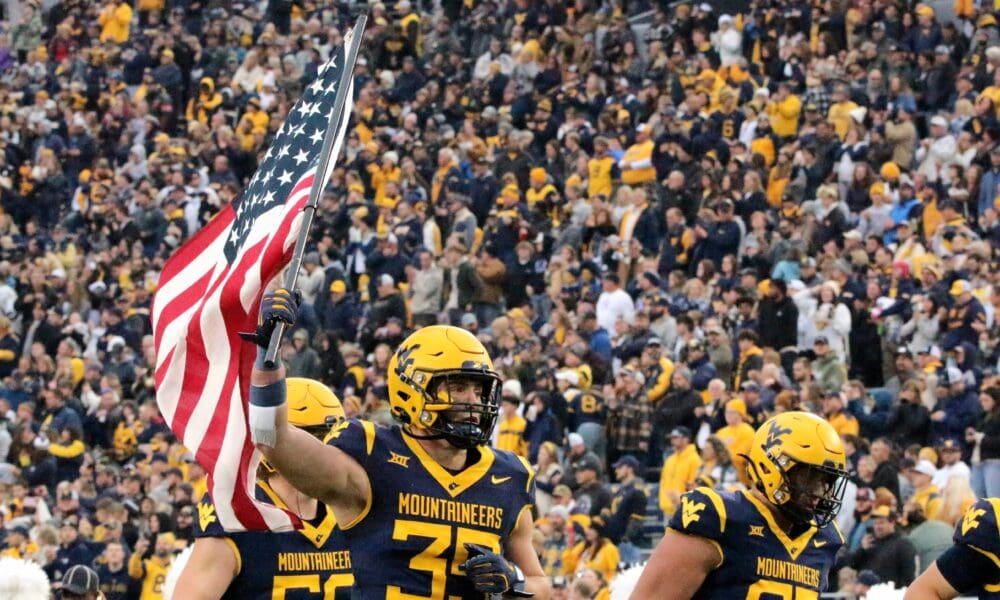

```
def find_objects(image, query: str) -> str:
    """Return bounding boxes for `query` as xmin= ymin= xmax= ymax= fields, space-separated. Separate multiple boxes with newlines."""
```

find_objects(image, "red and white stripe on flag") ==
xmin=152 ymin=48 xmax=354 ymax=532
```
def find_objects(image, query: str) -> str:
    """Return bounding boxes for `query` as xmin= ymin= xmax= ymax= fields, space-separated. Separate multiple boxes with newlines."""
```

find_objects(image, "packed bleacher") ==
xmin=0 ymin=0 xmax=999 ymax=597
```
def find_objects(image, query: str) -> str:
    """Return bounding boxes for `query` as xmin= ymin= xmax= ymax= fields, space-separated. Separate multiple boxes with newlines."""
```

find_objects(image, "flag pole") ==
xmin=263 ymin=15 xmax=368 ymax=368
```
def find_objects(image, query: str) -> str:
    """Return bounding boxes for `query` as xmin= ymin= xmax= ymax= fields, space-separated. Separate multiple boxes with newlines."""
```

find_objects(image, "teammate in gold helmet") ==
xmin=632 ymin=411 xmax=849 ymax=599
xmin=175 ymin=378 xmax=353 ymax=600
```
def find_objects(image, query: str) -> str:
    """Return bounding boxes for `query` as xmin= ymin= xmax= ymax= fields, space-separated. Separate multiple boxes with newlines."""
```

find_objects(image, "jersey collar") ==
xmin=259 ymin=480 xmax=336 ymax=549
xmin=743 ymin=490 xmax=817 ymax=561
xmin=402 ymin=431 xmax=495 ymax=498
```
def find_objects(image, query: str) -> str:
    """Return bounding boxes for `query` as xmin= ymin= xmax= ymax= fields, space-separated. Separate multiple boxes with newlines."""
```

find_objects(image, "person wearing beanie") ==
xmin=562 ymin=432 xmax=603 ymax=491
xmin=496 ymin=390 xmax=528 ymax=457
xmin=128 ymin=532 xmax=175 ymax=599
xmin=858 ymin=181 xmax=895 ymax=240
xmin=525 ymin=167 xmax=560 ymax=226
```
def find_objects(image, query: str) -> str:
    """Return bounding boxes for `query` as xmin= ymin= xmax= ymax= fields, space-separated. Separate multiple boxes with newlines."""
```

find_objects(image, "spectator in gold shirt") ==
xmin=496 ymin=393 xmax=528 ymax=457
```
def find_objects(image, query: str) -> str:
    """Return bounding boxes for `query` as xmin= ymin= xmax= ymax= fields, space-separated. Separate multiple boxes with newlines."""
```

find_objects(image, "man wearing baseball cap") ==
xmin=847 ymin=505 xmax=916 ymax=587
xmin=931 ymin=439 xmax=970 ymax=490
xmin=885 ymin=346 xmax=918 ymax=398
xmin=642 ymin=337 xmax=675 ymax=404
xmin=572 ymin=453 xmax=610 ymax=517
xmin=658 ymin=426 xmax=700 ymax=518
xmin=602 ymin=454 xmax=649 ymax=563
xmin=943 ymin=279 xmax=986 ymax=350
xmin=607 ymin=367 xmax=653 ymax=468
xmin=931 ymin=366 xmax=978 ymax=448
xmin=904 ymin=459 xmax=944 ymax=522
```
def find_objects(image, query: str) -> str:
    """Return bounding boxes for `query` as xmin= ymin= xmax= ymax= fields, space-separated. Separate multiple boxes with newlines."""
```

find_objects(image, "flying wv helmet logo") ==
xmin=764 ymin=420 xmax=794 ymax=452
xmin=395 ymin=343 xmax=421 ymax=377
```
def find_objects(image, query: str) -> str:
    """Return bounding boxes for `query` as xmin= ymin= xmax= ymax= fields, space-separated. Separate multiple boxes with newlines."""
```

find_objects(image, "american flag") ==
xmin=151 ymin=40 xmax=356 ymax=532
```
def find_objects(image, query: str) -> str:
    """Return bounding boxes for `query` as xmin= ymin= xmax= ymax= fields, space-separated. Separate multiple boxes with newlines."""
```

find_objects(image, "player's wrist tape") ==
xmin=250 ymin=380 xmax=287 ymax=407
xmin=510 ymin=565 xmax=532 ymax=597
xmin=249 ymin=380 xmax=286 ymax=448
xmin=254 ymin=347 xmax=279 ymax=371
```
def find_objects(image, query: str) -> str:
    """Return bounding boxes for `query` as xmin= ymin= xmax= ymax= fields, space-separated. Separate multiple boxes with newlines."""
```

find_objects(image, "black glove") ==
xmin=239 ymin=288 xmax=300 ymax=348
xmin=460 ymin=543 xmax=532 ymax=597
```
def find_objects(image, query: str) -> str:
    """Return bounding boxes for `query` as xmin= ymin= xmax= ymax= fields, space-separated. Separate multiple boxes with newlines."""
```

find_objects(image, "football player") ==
xmin=631 ymin=411 xmax=849 ymax=599
xmin=247 ymin=289 xmax=550 ymax=599
xmin=904 ymin=497 xmax=1000 ymax=599
xmin=173 ymin=377 xmax=353 ymax=599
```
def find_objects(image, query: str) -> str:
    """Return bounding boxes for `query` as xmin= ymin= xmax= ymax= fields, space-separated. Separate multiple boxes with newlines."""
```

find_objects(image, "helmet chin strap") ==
xmin=402 ymin=413 xmax=485 ymax=450
xmin=402 ymin=424 xmax=448 ymax=441
xmin=775 ymin=495 xmax=815 ymax=529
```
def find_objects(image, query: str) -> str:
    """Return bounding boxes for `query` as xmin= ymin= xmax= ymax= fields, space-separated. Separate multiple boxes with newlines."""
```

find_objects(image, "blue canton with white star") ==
xmin=223 ymin=50 xmax=347 ymax=264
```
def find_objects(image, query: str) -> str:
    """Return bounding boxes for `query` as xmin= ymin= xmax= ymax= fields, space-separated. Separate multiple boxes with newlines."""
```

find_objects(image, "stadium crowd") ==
xmin=1 ymin=0 xmax=1000 ymax=597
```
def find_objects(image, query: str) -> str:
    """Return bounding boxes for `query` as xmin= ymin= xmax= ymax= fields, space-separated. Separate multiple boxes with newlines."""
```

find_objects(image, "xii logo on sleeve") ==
xmin=388 ymin=452 xmax=410 ymax=468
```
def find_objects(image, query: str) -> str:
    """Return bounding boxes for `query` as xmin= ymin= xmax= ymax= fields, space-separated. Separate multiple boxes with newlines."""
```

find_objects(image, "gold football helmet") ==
xmin=261 ymin=378 xmax=344 ymax=474
xmin=745 ymin=411 xmax=848 ymax=527
xmin=285 ymin=378 xmax=346 ymax=437
xmin=388 ymin=325 xmax=502 ymax=449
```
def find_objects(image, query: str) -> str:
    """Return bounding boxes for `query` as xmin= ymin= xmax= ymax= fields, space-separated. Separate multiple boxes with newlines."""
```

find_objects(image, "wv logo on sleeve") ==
xmin=962 ymin=506 xmax=988 ymax=535
xmin=682 ymin=496 xmax=707 ymax=528
xmin=198 ymin=502 xmax=217 ymax=531
xmin=323 ymin=420 xmax=351 ymax=443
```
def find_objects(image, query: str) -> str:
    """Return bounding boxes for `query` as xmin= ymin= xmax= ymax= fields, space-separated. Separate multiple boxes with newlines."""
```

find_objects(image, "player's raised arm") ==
xmin=630 ymin=528 xmax=720 ymax=600
xmin=245 ymin=289 xmax=370 ymax=521
xmin=905 ymin=496 xmax=1000 ymax=600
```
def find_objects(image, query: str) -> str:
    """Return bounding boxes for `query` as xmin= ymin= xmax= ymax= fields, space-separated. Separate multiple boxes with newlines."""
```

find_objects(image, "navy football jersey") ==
xmin=937 ymin=497 xmax=1000 ymax=598
xmin=325 ymin=419 xmax=535 ymax=600
xmin=668 ymin=487 xmax=843 ymax=599
xmin=195 ymin=480 xmax=353 ymax=600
